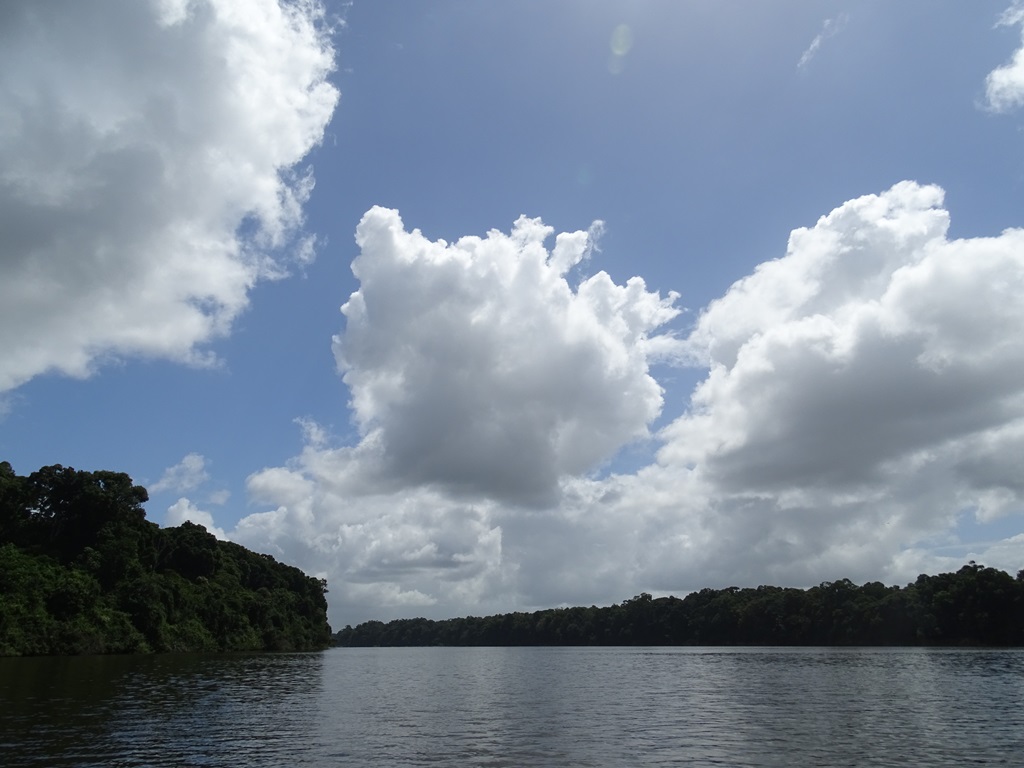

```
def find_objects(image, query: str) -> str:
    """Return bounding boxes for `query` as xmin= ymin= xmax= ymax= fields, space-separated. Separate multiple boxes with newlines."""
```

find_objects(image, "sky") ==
xmin=3 ymin=0 xmax=1024 ymax=628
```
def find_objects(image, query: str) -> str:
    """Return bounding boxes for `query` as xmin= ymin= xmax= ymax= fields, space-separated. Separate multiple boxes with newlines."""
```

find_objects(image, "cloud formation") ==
xmin=233 ymin=185 xmax=1024 ymax=625
xmin=671 ymin=182 xmax=1024 ymax=496
xmin=150 ymin=452 xmax=209 ymax=494
xmin=166 ymin=497 xmax=228 ymax=540
xmin=333 ymin=208 xmax=681 ymax=506
xmin=654 ymin=181 xmax=1024 ymax=585
xmin=231 ymin=210 xmax=682 ymax=616
xmin=0 ymin=0 xmax=338 ymax=392
xmin=797 ymin=13 xmax=849 ymax=70
xmin=986 ymin=3 xmax=1024 ymax=111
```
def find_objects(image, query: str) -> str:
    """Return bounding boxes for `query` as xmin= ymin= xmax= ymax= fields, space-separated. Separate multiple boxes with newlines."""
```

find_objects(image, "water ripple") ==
xmin=2 ymin=647 xmax=1023 ymax=767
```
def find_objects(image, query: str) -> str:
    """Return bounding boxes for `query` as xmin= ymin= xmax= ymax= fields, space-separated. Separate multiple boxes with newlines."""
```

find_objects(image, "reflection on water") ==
xmin=1 ymin=653 xmax=326 ymax=767
xmin=2 ymin=647 xmax=1022 ymax=766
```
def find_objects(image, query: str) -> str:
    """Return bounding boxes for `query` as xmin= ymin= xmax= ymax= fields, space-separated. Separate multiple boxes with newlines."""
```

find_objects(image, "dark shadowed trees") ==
xmin=0 ymin=462 xmax=331 ymax=656
xmin=334 ymin=564 xmax=1024 ymax=648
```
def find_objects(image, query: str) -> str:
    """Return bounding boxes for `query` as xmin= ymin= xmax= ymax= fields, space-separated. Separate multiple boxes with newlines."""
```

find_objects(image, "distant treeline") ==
xmin=334 ymin=563 xmax=1024 ymax=647
xmin=0 ymin=462 xmax=331 ymax=656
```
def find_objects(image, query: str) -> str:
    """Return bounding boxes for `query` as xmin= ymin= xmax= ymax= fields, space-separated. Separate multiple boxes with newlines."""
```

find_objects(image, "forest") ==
xmin=334 ymin=562 xmax=1024 ymax=647
xmin=0 ymin=462 xmax=331 ymax=656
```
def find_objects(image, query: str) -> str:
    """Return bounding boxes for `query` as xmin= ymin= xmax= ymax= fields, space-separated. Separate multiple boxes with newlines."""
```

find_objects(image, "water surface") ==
xmin=2 ymin=647 xmax=1021 ymax=766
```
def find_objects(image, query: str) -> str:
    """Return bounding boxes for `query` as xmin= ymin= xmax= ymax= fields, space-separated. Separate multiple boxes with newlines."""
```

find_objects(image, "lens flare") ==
xmin=610 ymin=24 xmax=633 ymax=57
xmin=608 ymin=24 xmax=633 ymax=74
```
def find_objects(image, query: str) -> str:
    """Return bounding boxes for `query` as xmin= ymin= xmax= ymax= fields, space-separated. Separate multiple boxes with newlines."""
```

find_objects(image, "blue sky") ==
xmin=3 ymin=0 xmax=1024 ymax=626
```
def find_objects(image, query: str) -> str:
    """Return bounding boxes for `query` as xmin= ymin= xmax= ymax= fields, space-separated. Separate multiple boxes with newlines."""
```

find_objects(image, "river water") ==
xmin=2 ymin=646 xmax=1022 ymax=766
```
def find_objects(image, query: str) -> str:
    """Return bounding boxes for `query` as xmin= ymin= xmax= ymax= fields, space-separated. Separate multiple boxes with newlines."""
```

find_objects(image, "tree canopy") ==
xmin=334 ymin=563 xmax=1024 ymax=648
xmin=0 ymin=462 xmax=331 ymax=656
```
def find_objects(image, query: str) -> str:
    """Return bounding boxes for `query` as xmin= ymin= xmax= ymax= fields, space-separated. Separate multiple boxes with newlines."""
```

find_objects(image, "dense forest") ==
xmin=0 ymin=462 xmax=331 ymax=656
xmin=335 ymin=563 xmax=1024 ymax=647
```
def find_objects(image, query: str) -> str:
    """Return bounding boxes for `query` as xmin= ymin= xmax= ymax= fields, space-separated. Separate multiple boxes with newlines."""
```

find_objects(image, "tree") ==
xmin=0 ymin=462 xmax=331 ymax=656
xmin=25 ymin=465 xmax=150 ymax=562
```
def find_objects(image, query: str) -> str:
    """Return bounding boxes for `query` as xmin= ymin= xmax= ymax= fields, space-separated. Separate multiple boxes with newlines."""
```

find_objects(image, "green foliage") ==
xmin=0 ymin=462 xmax=331 ymax=656
xmin=334 ymin=562 xmax=1024 ymax=648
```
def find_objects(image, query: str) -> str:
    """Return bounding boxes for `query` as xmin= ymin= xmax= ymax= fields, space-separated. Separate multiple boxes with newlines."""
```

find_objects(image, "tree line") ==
xmin=334 ymin=563 xmax=1024 ymax=647
xmin=0 ymin=462 xmax=331 ymax=655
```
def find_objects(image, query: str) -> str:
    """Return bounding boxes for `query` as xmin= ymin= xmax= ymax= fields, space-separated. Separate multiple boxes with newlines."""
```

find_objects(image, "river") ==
xmin=2 ymin=646 xmax=1021 ymax=766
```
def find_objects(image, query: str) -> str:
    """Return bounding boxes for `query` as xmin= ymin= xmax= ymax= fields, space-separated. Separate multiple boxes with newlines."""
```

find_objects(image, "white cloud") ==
xmin=986 ymin=3 xmax=1024 ymax=111
xmin=228 ymin=185 xmax=1024 ymax=625
xmin=649 ymin=181 xmax=1024 ymax=588
xmin=227 ymin=210 xmax=681 ymax=618
xmin=234 ymin=468 xmax=507 ymax=619
xmin=151 ymin=452 xmax=210 ymax=494
xmin=797 ymin=13 xmax=849 ymax=71
xmin=165 ymin=497 xmax=228 ymax=540
xmin=0 ymin=0 xmax=339 ymax=393
xmin=333 ymin=207 xmax=681 ymax=506
xmin=294 ymin=416 xmax=330 ymax=448
xmin=670 ymin=182 xmax=1024 ymax=500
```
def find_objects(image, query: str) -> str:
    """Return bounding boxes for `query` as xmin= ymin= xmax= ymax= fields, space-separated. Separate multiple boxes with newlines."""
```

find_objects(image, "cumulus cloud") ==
xmin=231 ymin=186 xmax=1024 ymax=625
xmin=227 ymin=210 xmax=681 ymax=618
xmin=333 ymin=207 xmax=681 ymax=506
xmin=150 ymin=452 xmax=209 ymax=494
xmin=671 ymin=182 xmax=1024 ymax=500
xmin=0 ymin=0 xmax=338 ymax=393
xmin=650 ymin=182 xmax=1024 ymax=587
xmin=986 ymin=3 xmax=1024 ymax=111
xmin=166 ymin=497 xmax=228 ymax=540
xmin=235 ymin=461 xmax=507 ymax=619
